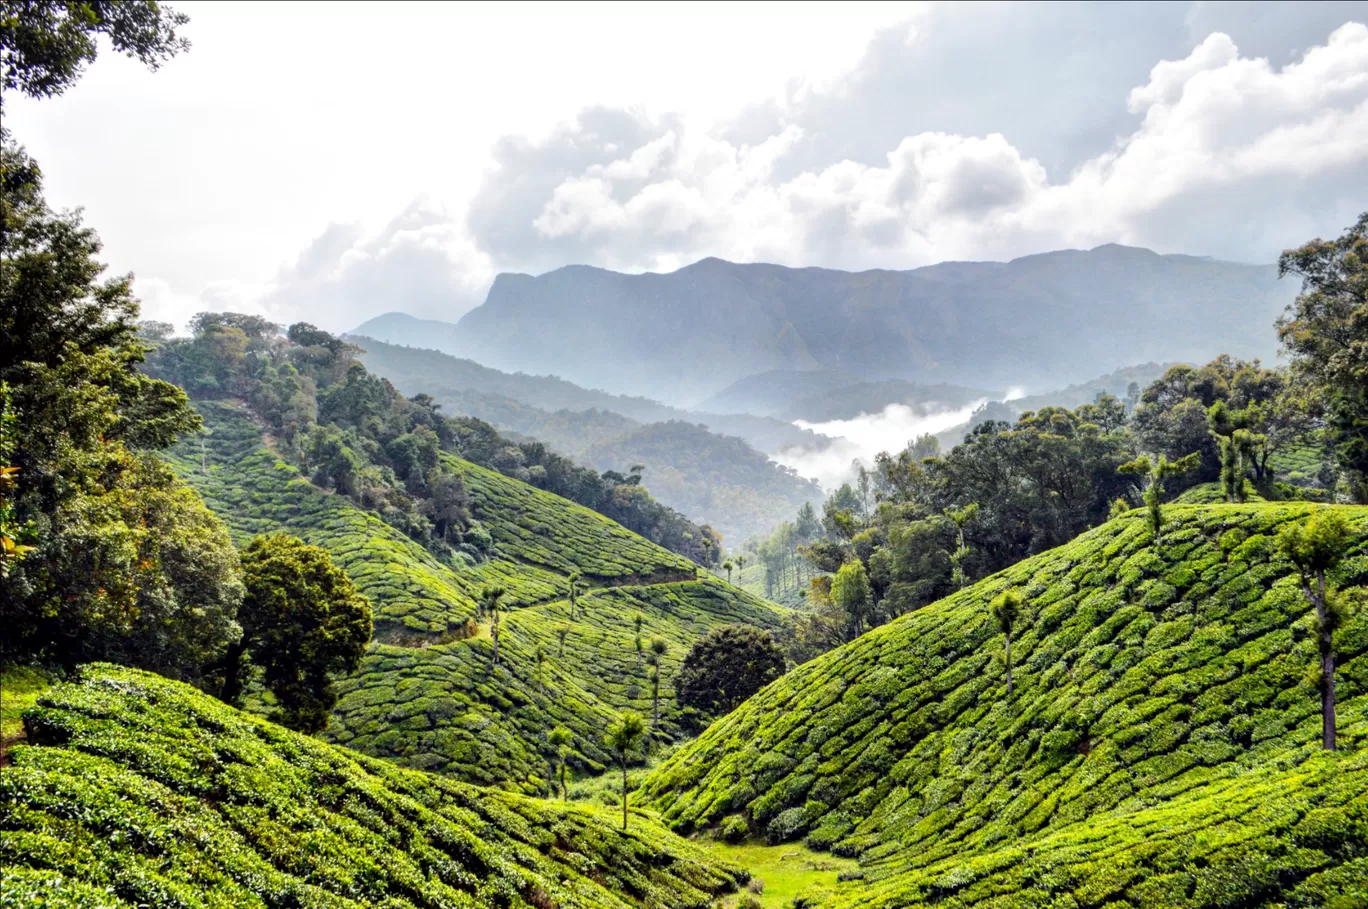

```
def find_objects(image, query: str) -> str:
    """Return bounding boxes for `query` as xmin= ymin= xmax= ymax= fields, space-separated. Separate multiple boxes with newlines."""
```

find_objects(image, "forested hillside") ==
xmin=349 ymin=335 xmax=825 ymax=542
xmin=647 ymin=504 xmax=1368 ymax=906
xmin=2 ymin=664 xmax=746 ymax=909
xmin=164 ymin=400 xmax=789 ymax=788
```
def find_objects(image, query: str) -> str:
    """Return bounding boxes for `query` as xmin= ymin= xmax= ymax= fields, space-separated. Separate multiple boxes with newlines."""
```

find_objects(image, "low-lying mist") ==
xmin=773 ymin=398 xmax=989 ymax=493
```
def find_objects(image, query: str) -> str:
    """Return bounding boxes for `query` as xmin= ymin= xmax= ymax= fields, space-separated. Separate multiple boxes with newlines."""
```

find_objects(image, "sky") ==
xmin=6 ymin=0 xmax=1368 ymax=333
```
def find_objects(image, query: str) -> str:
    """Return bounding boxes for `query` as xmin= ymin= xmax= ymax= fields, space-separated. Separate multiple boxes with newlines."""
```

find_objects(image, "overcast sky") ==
xmin=6 ymin=0 xmax=1368 ymax=332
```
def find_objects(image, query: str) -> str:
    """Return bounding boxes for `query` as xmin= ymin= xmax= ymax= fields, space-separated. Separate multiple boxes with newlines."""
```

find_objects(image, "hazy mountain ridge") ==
xmin=366 ymin=246 xmax=1295 ymax=405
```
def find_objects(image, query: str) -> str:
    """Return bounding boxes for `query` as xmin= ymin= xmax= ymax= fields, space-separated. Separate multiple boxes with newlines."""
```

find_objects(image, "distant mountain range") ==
xmin=354 ymin=244 xmax=1294 ymax=407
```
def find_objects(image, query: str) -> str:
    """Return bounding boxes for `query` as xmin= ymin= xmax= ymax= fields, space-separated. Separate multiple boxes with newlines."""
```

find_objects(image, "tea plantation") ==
xmin=163 ymin=402 xmax=790 ymax=790
xmin=0 ymin=665 xmax=746 ymax=909
xmin=646 ymin=504 xmax=1368 ymax=907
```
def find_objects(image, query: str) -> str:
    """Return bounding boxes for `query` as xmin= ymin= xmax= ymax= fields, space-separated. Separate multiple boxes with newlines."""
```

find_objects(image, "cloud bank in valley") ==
xmin=773 ymin=399 xmax=989 ymax=493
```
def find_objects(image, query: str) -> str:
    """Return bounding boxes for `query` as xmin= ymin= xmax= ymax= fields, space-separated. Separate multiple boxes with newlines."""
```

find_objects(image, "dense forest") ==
xmin=4 ymin=4 xmax=1368 ymax=908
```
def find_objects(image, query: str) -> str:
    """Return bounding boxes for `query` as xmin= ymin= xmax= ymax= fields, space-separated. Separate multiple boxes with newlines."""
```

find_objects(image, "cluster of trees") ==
xmin=140 ymin=320 xmax=723 ymax=566
xmin=742 ymin=246 xmax=1368 ymax=663
xmin=1 ymin=2 xmax=369 ymax=734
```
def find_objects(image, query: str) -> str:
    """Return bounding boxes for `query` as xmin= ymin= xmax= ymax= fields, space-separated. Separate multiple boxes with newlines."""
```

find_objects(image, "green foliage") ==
xmin=163 ymin=401 xmax=788 ymax=788
xmin=605 ymin=711 xmax=648 ymax=830
xmin=676 ymin=624 xmax=787 ymax=718
xmin=1278 ymin=211 xmax=1368 ymax=496
xmin=0 ymin=0 xmax=189 ymax=117
xmin=1 ymin=664 xmax=747 ymax=908
xmin=647 ymin=505 xmax=1368 ymax=906
xmin=228 ymin=533 xmax=373 ymax=732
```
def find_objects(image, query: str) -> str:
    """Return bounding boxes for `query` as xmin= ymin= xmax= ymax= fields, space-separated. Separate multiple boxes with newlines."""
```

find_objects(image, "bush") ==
xmin=720 ymin=814 xmax=750 ymax=843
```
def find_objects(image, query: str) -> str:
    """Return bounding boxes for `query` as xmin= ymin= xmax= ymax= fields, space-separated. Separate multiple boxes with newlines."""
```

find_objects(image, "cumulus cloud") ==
xmin=192 ymin=11 xmax=1368 ymax=336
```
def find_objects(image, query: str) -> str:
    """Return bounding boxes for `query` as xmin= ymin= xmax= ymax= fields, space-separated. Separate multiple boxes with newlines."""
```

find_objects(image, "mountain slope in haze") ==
xmin=349 ymin=336 xmax=825 ymax=541
xmin=700 ymin=369 xmax=994 ymax=423
xmin=645 ymin=504 xmax=1368 ymax=906
xmin=372 ymin=246 xmax=1292 ymax=405
xmin=1 ymin=664 xmax=745 ymax=909
xmin=163 ymin=401 xmax=790 ymax=790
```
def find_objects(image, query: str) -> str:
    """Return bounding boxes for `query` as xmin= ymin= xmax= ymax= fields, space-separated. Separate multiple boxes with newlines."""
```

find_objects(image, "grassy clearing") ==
xmin=0 ymin=665 xmax=53 ymax=760
xmin=699 ymin=840 xmax=860 ymax=908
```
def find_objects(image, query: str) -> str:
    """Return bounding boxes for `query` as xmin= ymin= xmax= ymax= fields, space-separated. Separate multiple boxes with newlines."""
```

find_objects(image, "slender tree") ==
xmin=604 ymin=712 xmax=646 ymax=831
xmin=548 ymin=725 xmax=572 ymax=799
xmin=1118 ymin=452 xmax=1200 ymax=546
xmin=990 ymin=590 xmax=1023 ymax=697
xmin=735 ymin=554 xmax=747 ymax=578
xmin=536 ymin=646 xmax=547 ymax=692
xmin=632 ymin=612 xmax=645 ymax=667
xmin=649 ymin=637 xmax=668 ymax=730
xmin=555 ymin=623 xmax=571 ymax=656
xmin=482 ymin=585 xmax=507 ymax=668
xmin=945 ymin=502 xmax=980 ymax=590
xmin=567 ymin=570 xmax=582 ymax=620
xmin=1278 ymin=510 xmax=1353 ymax=750
xmin=722 ymin=559 xmax=733 ymax=584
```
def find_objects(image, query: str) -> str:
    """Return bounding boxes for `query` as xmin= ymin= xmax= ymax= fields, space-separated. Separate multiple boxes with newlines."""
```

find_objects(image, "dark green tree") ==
xmin=1278 ymin=510 xmax=1354 ymax=750
xmin=990 ymin=590 xmax=1023 ymax=697
xmin=225 ymin=533 xmax=372 ymax=733
xmin=555 ymin=622 xmax=571 ymax=656
xmin=830 ymin=559 xmax=876 ymax=640
xmin=1277 ymin=212 xmax=1368 ymax=500
xmin=604 ymin=711 xmax=646 ymax=831
xmin=945 ymin=502 xmax=979 ymax=590
xmin=482 ymin=585 xmax=507 ymax=668
xmin=567 ymin=570 xmax=583 ymax=620
xmin=675 ymin=623 xmax=786 ymax=717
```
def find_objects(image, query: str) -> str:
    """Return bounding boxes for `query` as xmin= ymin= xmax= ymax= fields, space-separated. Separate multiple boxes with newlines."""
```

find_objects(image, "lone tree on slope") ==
xmin=1119 ymin=452 xmax=1200 ymax=546
xmin=1278 ymin=509 xmax=1354 ymax=750
xmin=555 ymin=623 xmax=571 ymax=656
xmin=990 ymin=589 xmax=1024 ymax=697
xmin=604 ymin=711 xmax=646 ymax=831
xmin=676 ymin=623 xmax=786 ymax=718
xmin=567 ymin=570 xmax=583 ymax=620
xmin=723 ymin=560 xmax=733 ymax=584
xmin=548 ymin=725 xmax=573 ymax=799
xmin=648 ymin=637 xmax=669 ymax=730
xmin=226 ymin=533 xmax=372 ymax=733
xmin=482 ymin=585 xmax=507 ymax=668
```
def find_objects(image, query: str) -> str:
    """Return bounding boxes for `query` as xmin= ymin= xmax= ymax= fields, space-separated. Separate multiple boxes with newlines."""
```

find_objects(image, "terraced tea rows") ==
xmin=647 ymin=505 xmax=1368 ymax=906
xmin=0 ymin=665 xmax=745 ymax=909
xmin=165 ymin=402 xmax=790 ymax=789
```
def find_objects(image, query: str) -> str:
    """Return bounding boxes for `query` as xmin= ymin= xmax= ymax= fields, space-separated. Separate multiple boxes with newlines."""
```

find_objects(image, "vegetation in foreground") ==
xmin=0 ymin=664 xmax=745 ymax=909
xmin=648 ymin=504 xmax=1368 ymax=906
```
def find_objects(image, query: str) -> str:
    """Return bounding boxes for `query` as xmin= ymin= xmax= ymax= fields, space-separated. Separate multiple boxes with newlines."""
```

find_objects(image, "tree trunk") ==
xmin=652 ymin=670 xmax=660 ymax=729
xmin=1316 ymin=571 xmax=1336 ymax=751
xmin=220 ymin=636 xmax=249 ymax=705
xmin=560 ymin=760 xmax=567 ymax=800
xmin=621 ymin=760 xmax=629 ymax=831
xmin=1005 ymin=632 xmax=1014 ymax=697
xmin=492 ymin=621 xmax=500 ymax=668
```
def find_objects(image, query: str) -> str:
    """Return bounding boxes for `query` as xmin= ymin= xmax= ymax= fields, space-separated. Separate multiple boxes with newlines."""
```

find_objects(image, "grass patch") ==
xmin=1 ymin=665 xmax=54 ymax=761
xmin=700 ymin=840 xmax=859 ymax=908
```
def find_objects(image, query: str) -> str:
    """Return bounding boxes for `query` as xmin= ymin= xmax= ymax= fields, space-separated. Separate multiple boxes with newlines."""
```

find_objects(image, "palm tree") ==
xmin=648 ymin=637 xmax=669 ymax=730
xmin=1279 ymin=510 xmax=1352 ymax=750
xmin=722 ymin=560 xmax=734 ymax=584
xmin=633 ymin=613 xmax=645 ymax=667
xmin=991 ymin=590 xmax=1023 ymax=697
xmin=735 ymin=554 xmax=747 ymax=578
xmin=555 ymin=623 xmax=571 ymax=656
xmin=481 ymin=585 xmax=507 ymax=668
xmin=548 ymin=726 xmax=572 ymax=799
xmin=604 ymin=712 xmax=646 ymax=831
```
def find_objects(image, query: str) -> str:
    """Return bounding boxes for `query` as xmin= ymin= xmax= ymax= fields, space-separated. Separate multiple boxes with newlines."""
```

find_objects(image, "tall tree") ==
xmin=604 ymin=712 xmax=646 ymax=831
xmin=1278 ymin=510 xmax=1353 ymax=750
xmin=567 ymin=570 xmax=582 ymax=620
xmin=722 ymin=559 xmax=733 ymax=584
xmin=1119 ymin=453 xmax=1200 ymax=546
xmin=990 ymin=590 xmax=1023 ymax=697
xmin=1277 ymin=212 xmax=1368 ymax=500
xmin=482 ymin=585 xmax=507 ymax=668
xmin=226 ymin=534 xmax=372 ymax=733
xmin=830 ymin=560 xmax=876 ymax=640
xmin=548 ymin=725 xmax=572 ymax=799
xmin=945 ymin=502 xmax=979 ymax=590
xmin=648 ymin=637 xmax=668 ymax=730
xmin=555 ymin=622 xmax=571 ymax=656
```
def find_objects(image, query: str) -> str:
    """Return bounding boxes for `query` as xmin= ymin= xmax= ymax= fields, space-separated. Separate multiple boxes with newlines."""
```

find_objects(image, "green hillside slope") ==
xmin=164 ymin=401 xmax=789 ymax=790
xmin=647 ymin=505 xmax=1368 ymax=906
xmin=1 ymin=664 xmax=745 ymax=909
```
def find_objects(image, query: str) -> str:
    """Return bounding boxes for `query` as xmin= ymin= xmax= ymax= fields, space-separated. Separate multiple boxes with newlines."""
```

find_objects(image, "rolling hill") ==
xmin=1 ymin=664 xmax=746 ymax=908
xmin=645 ymin=504 xmax=1368 ymax=907
xmin=162 ymin=401 xmax=790 ymax=791
xmin=359 ymin=246 xmax=1296 ymax=406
